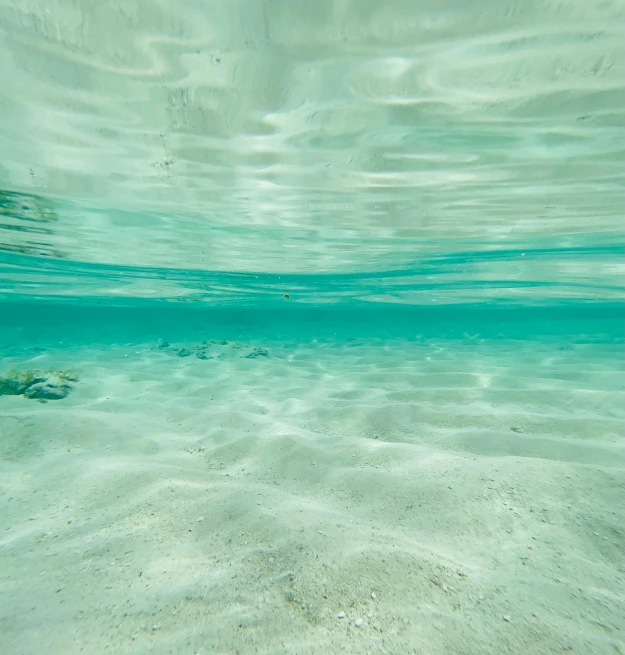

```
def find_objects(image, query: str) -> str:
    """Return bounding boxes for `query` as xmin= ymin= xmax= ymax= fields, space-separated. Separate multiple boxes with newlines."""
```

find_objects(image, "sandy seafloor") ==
xmin=1 ymin=329 xmax=624 ymax=655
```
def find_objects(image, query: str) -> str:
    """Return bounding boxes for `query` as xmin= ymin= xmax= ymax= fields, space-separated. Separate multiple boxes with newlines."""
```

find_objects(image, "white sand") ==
xmin=1 ymin=336 xmax=623 ymax=654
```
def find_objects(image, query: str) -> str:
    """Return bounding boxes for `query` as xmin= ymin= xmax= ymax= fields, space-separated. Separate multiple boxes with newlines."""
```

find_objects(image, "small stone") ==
xmin=370 ymin=592 xmax=377 ymax=600
xmin=355 ymin=618 xmax=363 ymax=627
xmin=511 ymin=426 xmax=523 ymax=433
xmin=337 ymin=611 xmax=346 ymax=619
xmin=503 ymin=615 xmax=511 ymax=622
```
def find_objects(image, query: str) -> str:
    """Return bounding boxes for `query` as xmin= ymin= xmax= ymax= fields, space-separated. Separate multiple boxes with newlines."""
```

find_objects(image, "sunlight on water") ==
xmin=0 ymin=0 xmax=623 ymax=302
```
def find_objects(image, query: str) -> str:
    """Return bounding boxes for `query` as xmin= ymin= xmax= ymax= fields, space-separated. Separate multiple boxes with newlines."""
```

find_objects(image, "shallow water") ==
xmin=0 ymin=2 xmax=624 ymax=654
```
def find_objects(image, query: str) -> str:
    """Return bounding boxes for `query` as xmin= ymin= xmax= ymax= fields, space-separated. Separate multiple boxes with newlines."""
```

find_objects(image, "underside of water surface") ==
xmin=0 ymin=0 xmax=623 ymax=310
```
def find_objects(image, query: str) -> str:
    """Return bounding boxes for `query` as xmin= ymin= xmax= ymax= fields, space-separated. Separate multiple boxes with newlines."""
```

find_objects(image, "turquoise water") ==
xmin=1 ymin=2 xmax=624 ymax=654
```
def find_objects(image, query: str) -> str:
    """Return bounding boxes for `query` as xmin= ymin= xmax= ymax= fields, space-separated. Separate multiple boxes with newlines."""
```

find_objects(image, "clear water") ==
xmin=0 ymin=2 xmax=624 ymax=654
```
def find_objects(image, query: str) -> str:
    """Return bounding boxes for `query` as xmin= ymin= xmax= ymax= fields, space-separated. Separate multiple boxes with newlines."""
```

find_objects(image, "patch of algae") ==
xmin=0 ymin=370 xmax=78 ymax=401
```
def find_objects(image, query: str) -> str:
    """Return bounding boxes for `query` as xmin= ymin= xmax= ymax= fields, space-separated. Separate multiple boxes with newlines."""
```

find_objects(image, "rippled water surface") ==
xmin=0 ymin=0 xmax=623 ymax=303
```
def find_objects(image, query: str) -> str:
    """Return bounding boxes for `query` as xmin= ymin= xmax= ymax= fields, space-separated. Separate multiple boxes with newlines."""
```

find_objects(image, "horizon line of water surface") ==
xmin=1 ymin=185 xmax=623 ymax=305
xmin=2 ymin=162 xmax=623 ymax=305
xmin=1 ymin=238 xmax=623 ymax=306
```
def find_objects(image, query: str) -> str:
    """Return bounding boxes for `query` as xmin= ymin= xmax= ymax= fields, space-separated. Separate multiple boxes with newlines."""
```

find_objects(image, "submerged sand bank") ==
xmin=1 ymin=336 xmax=623 ymax=654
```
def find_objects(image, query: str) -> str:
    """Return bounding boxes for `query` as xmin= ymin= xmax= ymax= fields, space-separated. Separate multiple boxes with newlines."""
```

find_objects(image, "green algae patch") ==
xmin=0 ymin=370 xmax=77 ymax=401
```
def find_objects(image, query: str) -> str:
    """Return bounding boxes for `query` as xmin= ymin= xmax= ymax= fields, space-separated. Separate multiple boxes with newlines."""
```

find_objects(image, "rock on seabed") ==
xmin=0 ymin=370 xmax=77 ymax=401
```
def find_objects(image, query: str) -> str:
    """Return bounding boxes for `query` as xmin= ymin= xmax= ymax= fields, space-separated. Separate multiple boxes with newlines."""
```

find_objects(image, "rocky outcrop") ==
xmin=0 ymin=370 xmax=77 ymax=401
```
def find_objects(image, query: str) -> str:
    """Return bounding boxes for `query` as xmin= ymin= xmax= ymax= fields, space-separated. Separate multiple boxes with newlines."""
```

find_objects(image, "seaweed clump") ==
xmin=0 ymin=370 xmax=77 ymax=402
